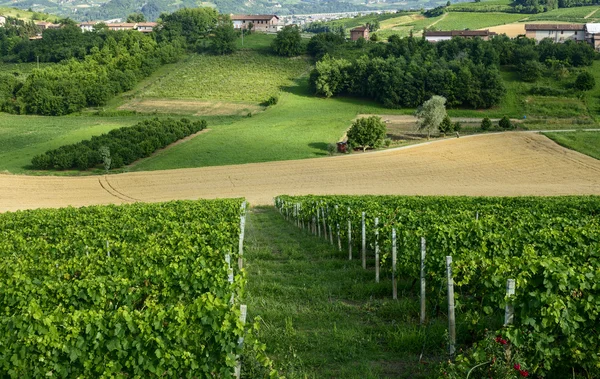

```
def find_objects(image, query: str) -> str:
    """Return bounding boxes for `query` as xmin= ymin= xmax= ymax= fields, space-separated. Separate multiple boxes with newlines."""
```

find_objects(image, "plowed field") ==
xmin=2 ymin=133 xmax=599 ymax=212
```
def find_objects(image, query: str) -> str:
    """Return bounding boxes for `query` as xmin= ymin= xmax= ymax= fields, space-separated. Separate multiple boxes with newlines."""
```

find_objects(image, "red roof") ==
xmin=424 ymin=30 xmax=497 ymax=37
xmin=231 ymin=14 xmax=279 ymax=21
xmin=351 ymin=26 xmax=369 ymax=32
xmin=525 ymin=24 xmax=584 ymax=31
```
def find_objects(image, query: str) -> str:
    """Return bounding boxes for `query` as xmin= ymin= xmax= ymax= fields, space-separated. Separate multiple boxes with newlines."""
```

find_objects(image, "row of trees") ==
xmin=31 ymin=118 xmax=206 ymax=170
xmin=309 ymin=54 xmax=505 ymax=108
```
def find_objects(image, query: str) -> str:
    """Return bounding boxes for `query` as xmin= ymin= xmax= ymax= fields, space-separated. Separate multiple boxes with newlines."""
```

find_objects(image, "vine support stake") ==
xmin=504 ymin=279 xmax=516 ymax=325
xmin=392 ymin=228 xmax=397 ymax=300
xmin=420 ymin=237 xmax=426 ymax=325
xmin=322 ymin=207 xmax=327 ymax=240
xmin=447 ymin=256 xmax=456 ymax=359
xmin=348 ymin=208 xmax=352 ymax=260
xmin=375 ymin=217 xmax=380 ymax=283
xmin=235 ymin=304 xmax=248 ymax=379
xmin=238 ymin=201 xmax=246 ymax=270
xmin=361 ymin=212 xmax=366 ymax=269
xmin=328 ymin=208 xmax=334 ymax=245
xmin=106 ymin=240 xmax=110 ymax=258
xmin=317 ymin=209 xmax=321 ymax=238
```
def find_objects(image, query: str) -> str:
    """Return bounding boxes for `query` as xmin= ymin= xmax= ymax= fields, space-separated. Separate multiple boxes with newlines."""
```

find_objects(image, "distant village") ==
xmin=2 ymin=10 xmax=600 ymax=51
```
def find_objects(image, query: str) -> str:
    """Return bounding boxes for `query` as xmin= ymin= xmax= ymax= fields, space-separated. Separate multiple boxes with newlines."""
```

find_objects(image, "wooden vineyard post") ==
xmin=316 ymin=209 xmax=321 ymax=238
xmin=226 ymin=253 xmax=234 ymax=304
xmin=446 ymin=256 xmax=456 ymax=358
xmin=328 ymin=208 xmax=334 ymax=245
xmin=420 ymin=237 xmax=426 ymax=325
xmin=375 ymin=217 xmax=380 ymax=283
xmin=238 ymin=201 xmax=246 ymax=270
xmin=476 ymin=211 xmax=479 ymax=221
xmin=336 ymin=206 xmax=341 ymax=252
xmin=322 ymin=207 xmax=327 ymax=241
xmin=106 ymin=240 xmax=110 ymax=258
xmin=361 ymin=212 xmax=366 ymax=269
xmin=504 ymin=279 xmax=516 ymax=325
xmin=392 ymin=228 xmax=397 ymax=300
xmin=234 ymin=304 xmax=248 ymax=379
xmin=348 ymin=207 xmax=352 ymax=260
xmin=312 ymin=216 xmax=316 ymax=235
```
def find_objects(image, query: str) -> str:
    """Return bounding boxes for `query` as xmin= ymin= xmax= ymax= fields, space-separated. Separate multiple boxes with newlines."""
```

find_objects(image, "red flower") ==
xmin=514 ymin=363 xmax=521 ymax=370
xmin=520 ymin=370 xmax=529 ymax=377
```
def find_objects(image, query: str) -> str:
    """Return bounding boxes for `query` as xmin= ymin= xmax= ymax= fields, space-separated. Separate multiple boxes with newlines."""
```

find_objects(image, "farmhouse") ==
xmin=35 ymin=21 xmax=60 ymax=30
xmin=79 ymin=21 xmax=97 ymax=32
xmin=106 ymin=23 xmax=137 ymax=31
xmin=424 ymin=30 xmax=497 ymax=42
xmin=0 ymin=16 xmax=5 ymax=27
xmin=231 ymin=15 xmax=282 ymax=32
xmin=524 ymin=24 xmax=585 ymax=43
xmin=585 ymin=23 xmax=600 ymax=50
xmin=136 ymin=22 xmax=157 ymax=33
xmin=350 ymin=26 xmax=369 ymax=41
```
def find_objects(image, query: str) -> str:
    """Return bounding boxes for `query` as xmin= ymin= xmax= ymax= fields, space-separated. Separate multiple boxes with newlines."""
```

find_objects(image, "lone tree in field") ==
xmin=575 ymin=71 xmax=595 ymax=91
xmin=272 ymin=25 xmax=303 ymax=57
xmin=347 ymin=116 xmax=386 ymax=152
xmin=499 ymin=116 xmax=512 ymax=130
xmin=416 ymin=95 xmax=447 ymax=139
xmin=481 ymin=117 xmax=492 ymax=131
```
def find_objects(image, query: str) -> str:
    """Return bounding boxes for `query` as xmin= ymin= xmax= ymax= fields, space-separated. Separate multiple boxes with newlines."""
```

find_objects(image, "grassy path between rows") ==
xmin=243 ymin=206 xmax=447 ymax=378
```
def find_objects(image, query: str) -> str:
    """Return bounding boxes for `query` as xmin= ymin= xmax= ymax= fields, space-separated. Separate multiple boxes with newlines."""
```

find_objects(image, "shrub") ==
xmin=574 ymin=71 xmax=595 ymax=91
xmin=438 ymin=114 xmax=454 ymax=135
xmin=271 ymin=26 xmax=304 ymax=57
xmin=499 ymin=116 xmax=512 ymax=130
xmin=327 ymin=143 xmax=337 ymax=155
xmin=481 ymin=117 xmax=492 ymax=131
xmin=347 ymin=116 xmax=386 ymax=151
xmin=262 ymin=95 xmax=279 ymax=107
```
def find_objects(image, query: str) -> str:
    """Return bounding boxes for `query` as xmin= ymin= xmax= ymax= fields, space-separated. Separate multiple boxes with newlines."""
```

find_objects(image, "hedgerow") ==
xmin=31 ymin=117 xmax=206 ymax=170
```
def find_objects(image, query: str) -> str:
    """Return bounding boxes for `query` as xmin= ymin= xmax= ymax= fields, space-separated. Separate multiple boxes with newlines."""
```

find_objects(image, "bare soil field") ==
xmin=119 ymin=98 xmax=263 ymax=116
xmin=1 ymin=133 xmax=599 ymax=212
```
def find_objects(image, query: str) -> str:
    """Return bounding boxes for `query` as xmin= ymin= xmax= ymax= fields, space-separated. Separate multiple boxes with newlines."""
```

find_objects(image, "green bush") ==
xmin=347 ymin=116 xmax=386 ymax=151
xmin=499 ymin=115 xmax=512 ymax=130
xmin=574 ymin=71 xmax=595 ymax=91
xmin=481 ymin=117 xmax=492 ymax=131
xmin=262 ymin=95 xmax=279 ymax=106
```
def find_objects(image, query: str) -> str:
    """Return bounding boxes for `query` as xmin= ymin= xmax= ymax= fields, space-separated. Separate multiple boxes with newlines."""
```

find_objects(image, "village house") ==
xmin=106 ymin=22 xmax=137 ymax=31
xmin=230 ymin=15 xmax=282 ymax=32
xmin=585 ymin=23 xmax=600 ymax=50
xmin=350 ymin=26 xmax=369 ymax=41
xmin=0 ymin=16 xmax=6 ymax=27
xmin=79 ymin=21 xmax=98 ymax=32
xmin=136 ymin=22 xmax=157 ymax=33
xmin=35 ymin=21 xmax=61 ymax=30
xmin=524 ymin=24 xmax=585 ymax=43
xmin=424 ymin=30 xmax=497 ymax=42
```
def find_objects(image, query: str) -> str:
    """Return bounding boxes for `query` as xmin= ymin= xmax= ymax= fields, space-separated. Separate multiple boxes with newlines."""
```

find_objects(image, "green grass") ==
xmin=434 ymin=12 xmax=526 ymax=30
xmin=0 ymin=113 xmax=235 ymax=174
xmin=235 ymin=32 xmax=277 ymax=52
xmin=129 ymin=78 xmax=409 ymax=172
xmin=543 ymin=131 xmax=600 ymax=160
xmin=0 ymin=6 xmax=58 ymax=21
xmin=244 ymin=206 xmax=445 ymax=378
xmin=527 ymin=5 xmax=600 ymax=21
xmin=134 ymin=51 xmax=311 ymax=103
xmin=448 ymin=0 xmax=513 ymax=12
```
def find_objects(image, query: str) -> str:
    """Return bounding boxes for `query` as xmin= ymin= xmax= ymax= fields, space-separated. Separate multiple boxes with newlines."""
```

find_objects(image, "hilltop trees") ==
xmin=272 ymin=25 xmax=303 ymax=57
xmin=126 ymin=13 xmax=146 ymax=22
xmin=211 ymin=16 xmax=237 ymax=55
xmin=157 ymin=7 xmax=219 ymax=48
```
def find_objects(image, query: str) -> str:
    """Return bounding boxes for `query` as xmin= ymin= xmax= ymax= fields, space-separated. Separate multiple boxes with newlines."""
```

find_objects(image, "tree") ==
xmin=438 ymin=114 xmax=453 ymax=136
xmin=127 ymin=13 xmax=146 ymax=23
xmin=211 ymin=17 xmax=237 ymax=55
xmin=416 ymin=95 xmax=447 ymax=139
xmin=520 ymin=60 xmax=543 ymax=82
xmin=574 ymin=71 xmax=595 ymax=91
xmin=499 ymin=116 xmax=512 ymax=130
xmin=157 ymin=8 xmax=219 ymax=47
xmin=347 ymin=116 xmax=386 ymax=151
xmin=481 ymin=117 xmax=492 ymax=131
xmin=271 ymin=25 xmax=303 ymax=57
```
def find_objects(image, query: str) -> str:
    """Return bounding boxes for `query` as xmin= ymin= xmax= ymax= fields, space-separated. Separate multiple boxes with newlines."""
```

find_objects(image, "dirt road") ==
xmin=1 ymin=133 xmax=599 ymax=212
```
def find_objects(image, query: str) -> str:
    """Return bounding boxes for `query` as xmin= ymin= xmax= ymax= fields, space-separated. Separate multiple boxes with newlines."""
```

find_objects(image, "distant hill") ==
xmin=0 ymin=0 xmax=420 ymax=22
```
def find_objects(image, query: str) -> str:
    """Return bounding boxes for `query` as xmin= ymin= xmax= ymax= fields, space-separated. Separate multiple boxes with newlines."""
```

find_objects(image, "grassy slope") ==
xmin=0 ymin=7 xmax=58 ymax=21
xmin=543 ymin=131 xmax=600 ymax=160
xmin=129 ymin=78 xmax=409 ymax=172
xmin=136 ymin=52 xmax=311 ymax=103
xmin=245 ymin=207 xmax=445 ymax=378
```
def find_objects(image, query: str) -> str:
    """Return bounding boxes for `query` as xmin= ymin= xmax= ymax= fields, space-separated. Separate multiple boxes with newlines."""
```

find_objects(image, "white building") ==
xmin=585 ymin=23 xmax=600 ymax=50
xmin=524 ymin=24 xmax=585 ymax=43
xmin=231 ymin=15 xmax=282 ymax=32
xmin=0 ymin=16 xmax=6 ymax=27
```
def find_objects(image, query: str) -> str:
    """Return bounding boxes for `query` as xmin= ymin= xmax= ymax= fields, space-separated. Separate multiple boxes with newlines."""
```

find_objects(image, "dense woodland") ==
xmin=0 ymin=8 xmax=233 ymax=116
xmin=308 ymin=34 xmax=596 ymax=108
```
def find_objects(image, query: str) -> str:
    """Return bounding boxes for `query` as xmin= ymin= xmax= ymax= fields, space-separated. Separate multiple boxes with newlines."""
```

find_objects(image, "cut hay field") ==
xmin=2 ymin=132 xmax=600 ymax=212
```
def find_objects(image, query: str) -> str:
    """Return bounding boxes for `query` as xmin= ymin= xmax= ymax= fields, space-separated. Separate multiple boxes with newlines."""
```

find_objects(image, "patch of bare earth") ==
xmin=119 ymin=98 xmax=263 ymax=116
xmin=2 ymin=133 xmax=600 ymax=212
xmin=483 ymin=21 xmax=582 ymax=38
